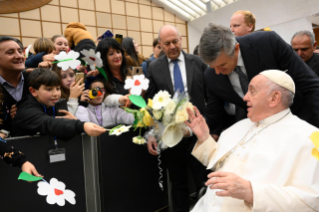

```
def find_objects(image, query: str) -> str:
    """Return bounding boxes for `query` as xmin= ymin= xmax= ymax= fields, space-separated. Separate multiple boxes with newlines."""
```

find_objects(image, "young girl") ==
xmin=75 ymin=77 xmax=134 ymax=127
xmin=51 ymin=35 xmax=69 ymax=54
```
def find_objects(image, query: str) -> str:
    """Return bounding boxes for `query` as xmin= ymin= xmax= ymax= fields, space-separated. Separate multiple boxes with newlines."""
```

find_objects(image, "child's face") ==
xmin=90 ymin=82 xmax=106 ymax=106
xmin=61 ymin=68 xmax=75 ymax=89
xmin=54 ymin=37 xmax=69 ymax=54
xmin=31 ymin=85 xmax=61 ymax=108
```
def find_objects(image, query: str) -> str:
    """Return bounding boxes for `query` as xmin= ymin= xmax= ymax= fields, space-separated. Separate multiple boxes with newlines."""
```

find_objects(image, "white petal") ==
xmin=80 ymin=49 xmax=89 ymax=57
xmin=37 ymin=184 xmax=52 ymax=196
xmin=140 ymin=78 xmax=149 ymax=90
xmin=69 ymin=60 xmax=81 ymax=70
xmin=46 ymin=194 xmax=58 ymax=205
xmin=56 ymin=196 xmax=66 ymax=206
xmin=90 ymin=64 xmax=96 ymax=71
xmin=64 ymin=190 xmax=76 ymax=205
xmin=55 ymin=182 xmax=66 ymax=191
xmin=131 ymin=86 xmax=142 ymax=95
xmin=89 ymin=49 xmax=95 ymax=55
xmin=124 ymin=79 xmax=134 ymax=89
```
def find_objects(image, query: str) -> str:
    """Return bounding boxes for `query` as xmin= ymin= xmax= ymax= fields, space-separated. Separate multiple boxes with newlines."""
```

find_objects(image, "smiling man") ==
xmin=199 ymin=23 xmax=319 ymax=139
xmin=0 ymin=36 xmax=30 ymax=138
xmin=291 ymin=30 xmax=319 ymax=76
xmin=186 ymin=70 xmax=319 ymax=212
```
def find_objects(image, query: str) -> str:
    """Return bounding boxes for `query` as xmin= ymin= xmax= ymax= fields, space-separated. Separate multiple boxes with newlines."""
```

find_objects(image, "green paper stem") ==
xmin=96 ymin=67 xmax=108 ymax=81
xmin=18 ymin=172 xmax=42 ymax=182
xmin=129 ymin=95 xmax=147 ymax=108
xmin=51 ymin=58 xmax=74 ymax=64
xmin=109 ymin=124 xmax=123 ymax=135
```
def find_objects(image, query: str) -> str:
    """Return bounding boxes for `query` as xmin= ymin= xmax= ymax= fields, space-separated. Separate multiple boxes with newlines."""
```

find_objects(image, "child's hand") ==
xmin=10 ymin=104 xmax=17 ymax=119
xmin=77 ymin=65 xmax=86 ymax=73
xmin=55 ymin=110 xmax=77 ymax=120
xmin=86 ymin=69 xmax=99 ymax=77
xmin=69 ymin=78 xmax=84 ymax=99
xmin=21 ymin=161 xmax=43 ymax=177
xmin=38 ymin=61 xmax=52 ymax=68
xmin=42 ymin=51 xmax=56 ymax=62
xmin=119 ymin=94 xmax=129 ymax=106
xmin=84 ymin=122 xmax=106 ymax=136
xmin=80 ymin=90 xmax=90 ymax=103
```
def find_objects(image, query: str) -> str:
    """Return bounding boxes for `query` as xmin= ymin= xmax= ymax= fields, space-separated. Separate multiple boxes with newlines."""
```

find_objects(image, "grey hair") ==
xmin=291 ymin=30 xmax=315 ymax=45
xmin=266 ymin=79 xmax=294 ymax=108
xmin=158 ymin=25 xmax=180 ymax=42
xmin=198 ymin=23 xmax=237 ymax=64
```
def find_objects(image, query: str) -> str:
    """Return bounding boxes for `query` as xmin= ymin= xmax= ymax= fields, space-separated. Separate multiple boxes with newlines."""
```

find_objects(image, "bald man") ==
xmin=145 ymin=25 xmax=208 ymax=212
xmin=230 ymin=11 xmax=256 ymax=37
xmin=186 ymin=70 xmax=319 ymax=212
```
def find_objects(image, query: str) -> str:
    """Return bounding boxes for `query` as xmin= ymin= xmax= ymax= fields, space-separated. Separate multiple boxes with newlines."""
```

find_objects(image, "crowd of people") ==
xmin=0 ymin=9 xmax=319 ymax=212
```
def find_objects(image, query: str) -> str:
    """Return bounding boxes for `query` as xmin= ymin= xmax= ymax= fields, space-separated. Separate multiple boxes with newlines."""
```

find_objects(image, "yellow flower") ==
xmin=147 ymin=98 xmax=153 ymax=108
xmin=136 ymin=108 xmax=155 ymax=127
xmin=133 ymin=136 xmax=146 ymax=145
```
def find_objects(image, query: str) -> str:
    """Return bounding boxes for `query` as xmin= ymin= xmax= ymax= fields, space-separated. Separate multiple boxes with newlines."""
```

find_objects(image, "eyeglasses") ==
xmin=92 ymin=87 xmax=106 ymax=94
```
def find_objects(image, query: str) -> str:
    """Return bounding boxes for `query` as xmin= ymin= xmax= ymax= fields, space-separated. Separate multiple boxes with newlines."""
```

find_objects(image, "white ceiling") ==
xmin=152 ymin=0 xmax=238 ymax=21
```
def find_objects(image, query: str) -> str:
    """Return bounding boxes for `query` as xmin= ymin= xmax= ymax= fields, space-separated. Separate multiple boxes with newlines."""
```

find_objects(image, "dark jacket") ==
xmin=0 ymin=139 xmax=26 ymax=168
xmin=25 ymin=52 xmax=46 ymax=68
xmin=205 ymin=31 xmax=319 ymax=134
xmin=11 ymin=94 xmax=85 ymax=140
xmin=306 ymin=52 xmax=319 ymax=77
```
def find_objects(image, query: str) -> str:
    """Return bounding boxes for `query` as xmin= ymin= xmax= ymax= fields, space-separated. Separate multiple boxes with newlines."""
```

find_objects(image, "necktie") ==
xmin=233 ymin=66 xmax=249 ymax=95
xmin=171 ymin=59 xmax=184 ymax=92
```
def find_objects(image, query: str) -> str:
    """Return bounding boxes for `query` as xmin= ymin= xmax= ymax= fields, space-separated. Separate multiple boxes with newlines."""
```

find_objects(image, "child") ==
xmin=25 ymin=38 xmax=56 ymax=68
xmin=51 ymin=64 xmax=84 ymax=115
xmin=11 ymin=68 xmax=106 ymax=140
xmin=51 ymin=35 xmax=69 ymax=54
xmin=76 ymin=76 xmax=134 ymax=127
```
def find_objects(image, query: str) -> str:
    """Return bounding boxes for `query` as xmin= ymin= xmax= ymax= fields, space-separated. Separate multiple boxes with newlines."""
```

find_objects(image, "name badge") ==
xmin=48 ymin=148 xmax=66 ymax=163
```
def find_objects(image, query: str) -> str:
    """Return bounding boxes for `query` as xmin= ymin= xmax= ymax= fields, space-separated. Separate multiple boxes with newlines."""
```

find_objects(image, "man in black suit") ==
xmin=146 ymin=25 xmax=207 ymax=212
xmin=291 ymin=30 xmax=319 ymax=76
xmin=199 ymin=23 xmax=319 ymax=139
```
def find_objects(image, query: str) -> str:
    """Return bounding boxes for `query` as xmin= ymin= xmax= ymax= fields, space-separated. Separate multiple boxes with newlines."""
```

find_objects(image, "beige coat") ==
xmin=64 ymin=22 xmax=94 ymax=48
xmin=192 ymin=109 xmax=319 ymax=212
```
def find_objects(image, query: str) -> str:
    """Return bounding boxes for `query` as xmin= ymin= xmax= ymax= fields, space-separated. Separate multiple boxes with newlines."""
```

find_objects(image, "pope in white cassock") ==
xmin=185 ymin=70 xmax=319 ymax=212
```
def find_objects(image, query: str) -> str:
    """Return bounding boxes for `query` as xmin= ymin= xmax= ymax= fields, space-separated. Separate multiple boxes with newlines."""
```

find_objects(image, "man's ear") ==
xmin=234 ymin=43 xmax=240 ymax=56
xmin=29 ymin=87 xmax=38 ymax=97
xmin=313 ymin=41 xmax=317 ymax=51
xmin=248 ymin=24 xmax=253 ymax=32
xmin=269 ymin=91 xmax=281 ymax=108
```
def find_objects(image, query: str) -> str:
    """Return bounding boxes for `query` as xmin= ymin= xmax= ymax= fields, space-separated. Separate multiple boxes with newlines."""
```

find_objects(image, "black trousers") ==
xmin=162 ymin=135 xmax=208 ymax=212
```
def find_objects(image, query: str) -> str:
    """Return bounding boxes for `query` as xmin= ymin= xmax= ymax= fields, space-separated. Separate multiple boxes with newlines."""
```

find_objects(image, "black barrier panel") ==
xmin=98 ymin=129 xmax=168 ymax=212
xmin=0 ymin=135 xmax=87 ymax=212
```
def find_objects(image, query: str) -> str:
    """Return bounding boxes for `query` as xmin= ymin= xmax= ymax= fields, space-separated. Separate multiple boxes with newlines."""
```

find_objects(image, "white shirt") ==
xmin=191 ymin=109 xmax=319 ymax=212
xmin=167 ymin=52 xmax=188 ymax=92
xmin=225 ymin=51 xmax=247 ymax=115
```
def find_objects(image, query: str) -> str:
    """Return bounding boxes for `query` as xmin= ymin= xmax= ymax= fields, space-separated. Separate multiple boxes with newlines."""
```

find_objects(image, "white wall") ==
xmin=187 ymin=0 xmax=319 ymax=50
xmin=187 ymin=23 xmax=202 ymax=54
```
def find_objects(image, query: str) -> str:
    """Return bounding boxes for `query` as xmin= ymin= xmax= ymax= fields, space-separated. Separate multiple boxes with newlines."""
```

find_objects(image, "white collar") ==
xmin=237 ymin=50 xmax=244 ymax=67
xmin=256 ymin=108 xmax=291 ymax=126
xmin=167 ymin=51 xmax=185 ymax=63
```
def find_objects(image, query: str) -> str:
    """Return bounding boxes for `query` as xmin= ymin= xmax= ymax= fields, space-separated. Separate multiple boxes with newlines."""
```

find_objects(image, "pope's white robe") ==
xmin=191 ymin=109 xmax=319 ymax=212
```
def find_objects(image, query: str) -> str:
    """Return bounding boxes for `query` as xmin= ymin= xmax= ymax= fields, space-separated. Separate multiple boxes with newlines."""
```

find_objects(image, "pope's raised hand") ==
xmin=184 ymin=106 xmax=210 ymax=143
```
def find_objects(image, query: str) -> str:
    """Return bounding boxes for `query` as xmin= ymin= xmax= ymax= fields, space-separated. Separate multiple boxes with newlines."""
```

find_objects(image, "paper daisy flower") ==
xmin=54 ymin=50 xmax=81 ymax=71
xmin=152 ymin=90 xmax=172 ymax=110
xmin=25 ymin=44 xmax=32 ymax=59
xmin=133 ymin=136 xmax=146 ymax=145
xmin=124 ymin=75 xmax=149 ymax=96
xmin=37 ymin=178 xmax=76 ymax=206
xmin=110 ymin=125 xmax=131 ymax=136
xmin=81 ymin=49 xmax=103 ymax=71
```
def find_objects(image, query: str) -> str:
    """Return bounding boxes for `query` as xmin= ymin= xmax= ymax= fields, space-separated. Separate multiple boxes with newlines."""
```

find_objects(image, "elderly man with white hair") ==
xmin=186 ymin=70 xmax=319 ymax=212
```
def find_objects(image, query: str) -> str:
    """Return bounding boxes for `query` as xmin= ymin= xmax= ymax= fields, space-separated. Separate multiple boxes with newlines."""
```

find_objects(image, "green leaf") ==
xmin=18 ymin=172 xmax=42 ymax=182
xmin=129 ymin=95 xmax=147 ymax=108
xmin=96 ymin=67 xmax=108 ymax=81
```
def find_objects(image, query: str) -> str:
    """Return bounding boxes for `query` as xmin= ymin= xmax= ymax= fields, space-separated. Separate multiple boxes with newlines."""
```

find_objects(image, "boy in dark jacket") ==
xmin=11 ymin=68 xmax=106 ymax=140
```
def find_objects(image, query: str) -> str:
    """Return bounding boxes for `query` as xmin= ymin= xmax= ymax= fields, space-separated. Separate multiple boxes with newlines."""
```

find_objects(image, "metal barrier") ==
xmin=0 ymin=132 xmax=169 ymax=212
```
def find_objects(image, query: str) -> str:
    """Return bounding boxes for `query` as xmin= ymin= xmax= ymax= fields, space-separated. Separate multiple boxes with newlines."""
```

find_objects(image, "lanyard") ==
xmin=42 ymin=105 xmax=58 ymax=149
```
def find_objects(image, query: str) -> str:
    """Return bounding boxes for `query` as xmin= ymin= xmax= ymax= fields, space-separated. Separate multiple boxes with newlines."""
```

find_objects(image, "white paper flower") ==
xmin=37 ymin=178 xmax=76 ymax=206
xmin=25 ymin=44 xmax=32 ymax=58
xmin=133 ymin=136 xmax=146 ymax=145
xmin=54 ymin=50 xmax=81 ymax=71
xmin=152 ymin=90 xmax=171 ymax=110
xmin=110 ymin=125 xmax=131 ymax=136
xmin=81 ymin=49 xmax=103 ymax=70
xmin=124 ymin=75 xmax=149 ymax=96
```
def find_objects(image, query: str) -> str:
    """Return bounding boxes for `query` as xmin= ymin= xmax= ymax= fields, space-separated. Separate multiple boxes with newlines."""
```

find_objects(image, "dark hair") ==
xmin=122 ymin=37 xmax=139 ymax=66
xmin=34 ymin=38 xmax=55 ymax=54
xmin=29 ymin=68 xmax=61 ymax=89
xmin=152 ymin=38 xmax=159 ymax=47
xmin=193 ymin=45 xmax=199 ymax=56
xmin=51 ymin=35 xmax=67 ymax=43
xmin=0 ymin=36 xmax=23 ymax=49
xmin=96 ymin=38 xmax=129 ymax=94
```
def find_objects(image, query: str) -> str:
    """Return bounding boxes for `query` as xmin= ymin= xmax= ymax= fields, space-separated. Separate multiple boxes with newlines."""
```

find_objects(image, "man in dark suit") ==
xmin=199 ymin=23 xmax=319 ymax=139
xmin=146 ymin=25 xmax=208 ymax=212
xmin=291 ymin=30 xmax=319 ymax=76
